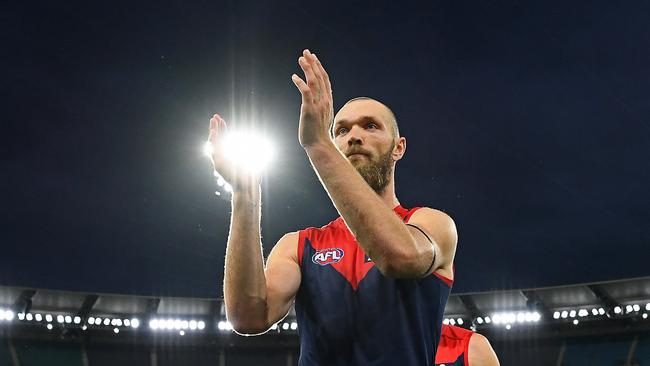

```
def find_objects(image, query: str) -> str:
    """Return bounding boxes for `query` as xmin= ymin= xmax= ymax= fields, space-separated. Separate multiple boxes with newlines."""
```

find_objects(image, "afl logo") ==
xmin=312 ymin=248 xmax=344 ymax=266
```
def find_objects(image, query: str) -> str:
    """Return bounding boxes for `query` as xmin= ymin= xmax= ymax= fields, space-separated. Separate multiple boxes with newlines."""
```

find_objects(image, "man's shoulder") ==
xmin=298 ymin=217 xmax=347 ymax=236
xmin=408 ymin=207 xmax=455 ymax=223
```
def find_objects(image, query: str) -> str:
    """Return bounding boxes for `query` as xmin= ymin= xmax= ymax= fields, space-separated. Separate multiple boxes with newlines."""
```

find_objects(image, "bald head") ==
xmin=333 ymin=97 xmax=400 ymax=140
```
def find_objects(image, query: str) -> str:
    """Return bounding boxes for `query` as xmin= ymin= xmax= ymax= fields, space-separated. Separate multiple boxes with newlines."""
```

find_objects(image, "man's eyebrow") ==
xmin=334 ymin=116 xmax=381 ymax=127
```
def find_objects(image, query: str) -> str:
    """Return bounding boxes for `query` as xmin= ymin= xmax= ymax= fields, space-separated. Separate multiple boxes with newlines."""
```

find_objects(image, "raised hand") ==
xmin=207 ymin=114 xmax=260 ymax=192
xmin=291 ymin=49 xmax=334 ymax=149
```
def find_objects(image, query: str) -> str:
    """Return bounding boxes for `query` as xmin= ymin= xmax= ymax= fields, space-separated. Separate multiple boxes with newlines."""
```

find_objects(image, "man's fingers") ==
xmin=313 ymin=54 xmax=332 ymax=96
xmin=209 ymin=114 xmax=228 ymax=146
xmin=292 ymin=74 xmax=313 ymax=104
xmin=308 ymin=52 xmax=327 ymax=97
xmin=208 ymin=115 xmax=220 ymax=143
xmin=298 ymin=56 xmax=320 ymax=95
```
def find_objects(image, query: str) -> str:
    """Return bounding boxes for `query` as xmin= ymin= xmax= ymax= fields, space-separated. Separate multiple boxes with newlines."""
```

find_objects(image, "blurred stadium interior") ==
xmin=1 ymin=276 xmax=649 ymax=365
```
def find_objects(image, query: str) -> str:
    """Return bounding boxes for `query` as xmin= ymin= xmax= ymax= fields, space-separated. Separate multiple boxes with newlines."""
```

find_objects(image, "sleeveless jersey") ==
xmin=434 ymin=325 xmax=475 ymax=366
xmin=295 ymin=205 xmax=453 ymax=366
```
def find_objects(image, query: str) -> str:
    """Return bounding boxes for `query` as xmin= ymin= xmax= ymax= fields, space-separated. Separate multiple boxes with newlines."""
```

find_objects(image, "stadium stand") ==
xmin=0 ymin=276 xmax=648 ymax=365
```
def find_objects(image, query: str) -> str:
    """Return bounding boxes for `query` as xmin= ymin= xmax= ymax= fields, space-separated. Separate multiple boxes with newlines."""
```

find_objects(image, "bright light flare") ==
xmin=204 ymin=130 xmax=276 ymax=174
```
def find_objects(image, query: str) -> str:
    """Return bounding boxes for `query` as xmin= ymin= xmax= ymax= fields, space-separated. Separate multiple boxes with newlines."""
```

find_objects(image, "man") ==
xmin=207 ymin=49 xmax=457 ymax=365
xmin=435 ymin=325 xmax=500 ymax=366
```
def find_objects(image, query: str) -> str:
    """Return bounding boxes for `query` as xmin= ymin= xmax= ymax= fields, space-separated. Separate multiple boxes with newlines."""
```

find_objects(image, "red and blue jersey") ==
xmin=295 ymin=205 xmax=453 ymax=365
xmin=434 ymin=325 xmax=475 ymax=366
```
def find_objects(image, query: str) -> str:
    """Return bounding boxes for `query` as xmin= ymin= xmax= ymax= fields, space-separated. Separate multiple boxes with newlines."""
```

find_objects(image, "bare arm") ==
xmin=304 ymin=143 xmax=457 ymax=278
xmin=206 ymin=114 xmax=300 ymax=335
xmin=291 ymin=50 xmax=457 ymax=278
xmin=468 ymin=334 xmax=500 ymax=366
xmin=223 ymin=187 xmax=301 ymax=334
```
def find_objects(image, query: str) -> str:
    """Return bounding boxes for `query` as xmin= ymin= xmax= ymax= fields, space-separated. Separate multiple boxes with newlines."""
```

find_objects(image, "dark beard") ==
xmin=353 ymin=144 xmax=394 ymax=194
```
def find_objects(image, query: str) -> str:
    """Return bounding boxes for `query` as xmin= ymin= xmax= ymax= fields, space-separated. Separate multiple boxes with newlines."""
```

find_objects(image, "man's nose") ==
xmin=346 ymin=126 xmax=364 ymax=146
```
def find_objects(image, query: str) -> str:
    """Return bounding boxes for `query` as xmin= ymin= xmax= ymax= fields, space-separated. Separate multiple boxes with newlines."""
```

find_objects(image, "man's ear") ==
xmin=393 ymin=137 xmax=406 ymax=161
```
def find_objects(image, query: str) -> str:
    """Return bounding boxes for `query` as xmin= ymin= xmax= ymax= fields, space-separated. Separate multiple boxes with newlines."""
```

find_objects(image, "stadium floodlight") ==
xmin=47 ymin=324 xmax=53 ymax=330
xmin=290 ymin=322 xmax=298 ymax=330
xmin=116 ymin=319 xmax=123 ymax=327
xmin=484 ymin=316 xmax=491 ymax=324
xmin=57 ymin=315 xmax=64 ymax=323
xmin=197 ymin=321 xmax=206 ymax=330
xmin=189 ymin=320 xmax=197 ymax=330
xmin=88 ymin=317 xmax=96 ymax=325
xmin=95 ymin=317 xmax=102 ymax=325
xmin=18 ymin=313 xmax=25 ymax=321
xmin=180 ymin=330 xmax=185 ymax=336
xmin=65 ymin=315 xmax=72 ymax=324
xmin=646 ymin=303 xmax=650 ymax=311
xmin=149 ymin=319 xmax=158 ymax=330
xmin=103 ymin=318 xmax=110 ymax=326
xmin=113 ymin=328 xmax=119 ymax=334
xmin=532 ymin=312 xmax=541 ymax=322
xmin=181 ymin=320 xmax=188 ymax=330
xmin=476 ymin=317 xmax=484 ymax=324
xmin=174 ymin=319 xmax=182 ymax=330
xmin=35 ymin=314 xmax=42 ymax=322
xmin=5 ymin=310 xmax=14 ymax=321
xmin=633 ymin=304 xmax=641 ymax=312
xmin=492 ymin=314 xmax=501 ymax=325
xmin=569 ymin=310 xmax=576 ymax=318
xmin=573 ymin=319 xmax=579 ymax=325
xmin=271 ymin=323 xmax=278 ymax=330
xmin=26 ymin=313 xmax=33 ymax=321
xmin=124 ymin=319 xmax=130 ymax=327
xmin=449 ymin=318 xmax=456 ymax=326
xmin=73 ymin=316 xmax=81 ymax=324
xmin=457 ymin=318 xmax=463 ymax=325
xmin=553 ymin=311 xmax=560 ymax=319
xmin=561 ymin=311 xmax=568 ymax=319
xmin=505 ymin=324 xmax=511 ymax=330
xmin=282 ymin=323 xmax=290 ymax=330
xmin=614 ymin=306 xmax=622 ymax=314
xmin=643 ymin=313 xmax=648 ymax=319
xmin=82 ymin=325 xmax=87 ymax=331
xmin=591 ymin=308 xmax=599 ymax=316
xmin=45 ymin=314 xmax=53 ymax=322
xmin=626 ymin=305 xmax=633 ymax=313
xmin=442 ymin=318 xmax=449 ymax=325
xmin=206 ymin=130 xmax=277 ymax=175
xmin=517 ymin=313 xmax=525 ymax=323
xmin=131 ymin=318 xmax=140 ymax=328
xmin=598 ymin=308 xmax=605 ymax=315
xmin=578 ymin=309 xmax=588 ymax=317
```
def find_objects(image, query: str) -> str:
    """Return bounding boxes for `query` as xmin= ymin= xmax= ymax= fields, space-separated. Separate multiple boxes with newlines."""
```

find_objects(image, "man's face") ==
xmin=332 ymin=99 xmax=399 ymax=193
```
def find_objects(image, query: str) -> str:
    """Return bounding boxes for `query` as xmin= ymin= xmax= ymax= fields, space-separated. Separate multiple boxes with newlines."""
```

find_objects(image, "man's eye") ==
xmin=337 ymin=128 xmax=348 ymax=135
xmin=366 ymin=123 xmax=378 ymax=129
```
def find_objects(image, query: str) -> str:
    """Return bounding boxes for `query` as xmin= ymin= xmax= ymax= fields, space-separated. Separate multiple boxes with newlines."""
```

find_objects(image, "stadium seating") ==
xmin=14 ymin=341 xmax=83 ymax=366
xmin=632 ymin=335 xmax=650 ymax=366
xmin=562 ymin=336 xmax=632 ymax=366
xmin=0 ymin=339 xmax=13 ymax=366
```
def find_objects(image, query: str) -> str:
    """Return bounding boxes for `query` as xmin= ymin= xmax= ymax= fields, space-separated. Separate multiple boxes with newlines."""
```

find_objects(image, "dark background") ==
xmin=2 ymin=0 xmax=649 ymax=298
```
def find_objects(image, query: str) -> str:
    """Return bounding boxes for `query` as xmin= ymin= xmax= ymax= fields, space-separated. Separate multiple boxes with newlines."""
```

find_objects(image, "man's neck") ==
xmin=377 ymin=179 xmax=400 ymax=209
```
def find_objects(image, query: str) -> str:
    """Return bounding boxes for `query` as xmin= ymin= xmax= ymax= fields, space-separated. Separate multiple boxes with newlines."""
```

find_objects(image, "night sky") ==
xmin=2 ymin=1 xmax=649 ymax=298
